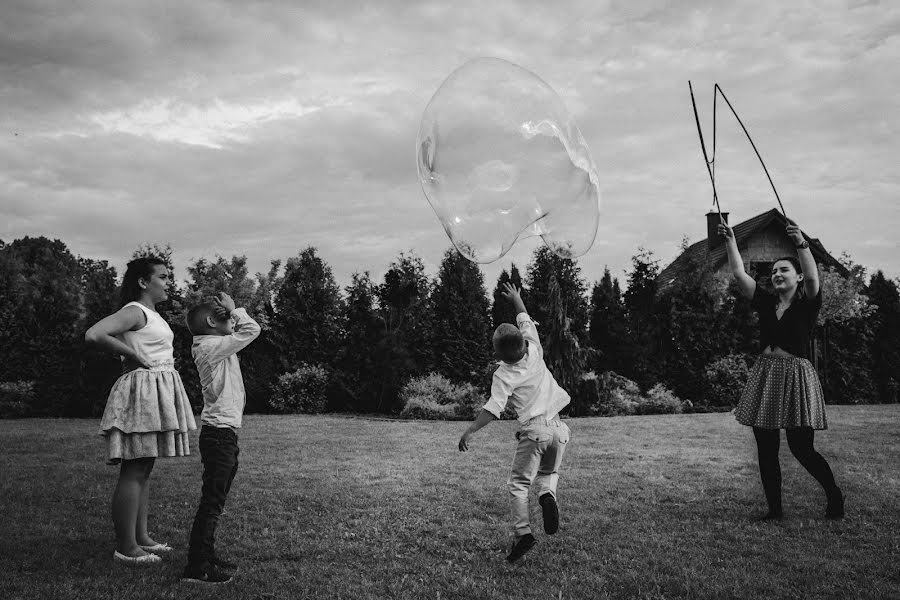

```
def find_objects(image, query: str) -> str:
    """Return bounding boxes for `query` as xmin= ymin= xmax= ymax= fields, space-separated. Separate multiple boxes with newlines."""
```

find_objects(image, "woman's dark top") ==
xmin=750 ymin=285 xmax=822 ymax=359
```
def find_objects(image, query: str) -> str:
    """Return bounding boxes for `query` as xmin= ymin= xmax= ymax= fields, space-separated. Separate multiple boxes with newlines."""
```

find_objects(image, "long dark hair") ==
xmin=773 ymin=255 xmax=806 ymax=300
xmin=120 ymin=257 xmax=167 ymax=307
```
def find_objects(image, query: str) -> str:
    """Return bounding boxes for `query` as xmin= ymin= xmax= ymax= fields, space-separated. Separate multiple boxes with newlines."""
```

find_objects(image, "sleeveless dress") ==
xmin=98 ymin=302 xmax=197 ymax=464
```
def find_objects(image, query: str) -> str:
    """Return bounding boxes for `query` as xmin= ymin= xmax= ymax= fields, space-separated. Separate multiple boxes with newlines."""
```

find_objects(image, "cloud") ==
xmin=88 ymin=97 xmax=331 ymax=148
xmin=0 ymin=0 xmax=897 ymax=290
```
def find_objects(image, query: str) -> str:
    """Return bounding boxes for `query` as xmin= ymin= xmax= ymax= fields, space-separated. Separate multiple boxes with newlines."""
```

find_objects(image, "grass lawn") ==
xmin=1 ymin=405 xmax=898 ymax=600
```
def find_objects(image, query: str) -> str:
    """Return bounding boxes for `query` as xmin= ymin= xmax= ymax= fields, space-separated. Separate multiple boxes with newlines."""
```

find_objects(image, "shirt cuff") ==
xmin=515 ymin=312 xmax=531 ymax=322
xmin=481 ymin=401 xmax=503 ymax=419
xmin=231 ymin=307 xmax=250 ymax=321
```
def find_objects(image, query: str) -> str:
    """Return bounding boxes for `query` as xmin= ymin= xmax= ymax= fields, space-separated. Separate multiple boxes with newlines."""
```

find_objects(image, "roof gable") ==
xmin=656 ymin=209 xmax=848 ymax=293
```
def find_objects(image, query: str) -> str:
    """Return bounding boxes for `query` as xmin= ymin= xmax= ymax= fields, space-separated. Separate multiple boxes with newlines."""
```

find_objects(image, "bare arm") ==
xmin=458 ymin=409 xmax=497 ymax=451
xmin=786 ymin=221 xmax=820 ymax=297
xmin=717 ymin=222 xmax=756 ymax=299
xmin=84 ymin=305 xmax=152 ymax=368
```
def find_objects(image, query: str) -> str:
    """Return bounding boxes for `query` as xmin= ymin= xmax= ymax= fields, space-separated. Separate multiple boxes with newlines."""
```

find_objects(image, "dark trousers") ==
xmin=752 ymin=427 xmax=839 ymax=513
xmin=188 ymin=425 xmax=239 ymax=567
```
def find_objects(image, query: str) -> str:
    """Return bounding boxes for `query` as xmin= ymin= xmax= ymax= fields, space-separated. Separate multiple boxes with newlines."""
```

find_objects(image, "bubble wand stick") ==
xmin=688 ymin=81 xmax=789 ymax=221
xmin=688 ymin=81 xmax=724 ymax=224
xmin=712 ymin=83 xmax=788 ymax=219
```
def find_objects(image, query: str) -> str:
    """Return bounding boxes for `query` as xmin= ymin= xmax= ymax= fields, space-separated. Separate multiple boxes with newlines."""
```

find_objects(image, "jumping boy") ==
xmin=458 ymin=282 xmax=571 ymax=564
xmin=182 ymin=292 xmax=261 ymax=584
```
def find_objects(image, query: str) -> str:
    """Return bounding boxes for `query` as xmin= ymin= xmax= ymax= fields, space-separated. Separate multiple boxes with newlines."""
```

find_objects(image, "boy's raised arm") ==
xmin=501 ymin=282 xmax=527 ymax=315
xmin=202 ymin=309 xmax=261 ymax=365
xmin=199 ymin=293 xmax=262 ymax=366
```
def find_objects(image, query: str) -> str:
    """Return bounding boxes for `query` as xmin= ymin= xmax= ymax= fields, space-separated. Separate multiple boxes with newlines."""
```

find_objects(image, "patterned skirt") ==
xmin=735 ymin=354 xmax=827 ymax=430
xmin=98 ymin=362 xmax=197 ymax=464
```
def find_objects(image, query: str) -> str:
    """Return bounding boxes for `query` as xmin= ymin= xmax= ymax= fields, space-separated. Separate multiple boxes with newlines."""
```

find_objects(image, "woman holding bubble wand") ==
xmin=718 ymin=220 xmax=844 ymax=520
xmin=690 ymin=82 xmax=843 ymax=520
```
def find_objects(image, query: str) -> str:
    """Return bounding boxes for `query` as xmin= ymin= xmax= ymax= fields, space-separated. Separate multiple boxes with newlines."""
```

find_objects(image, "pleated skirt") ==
xmin=735 ymin=354 xmax=827 ymax=430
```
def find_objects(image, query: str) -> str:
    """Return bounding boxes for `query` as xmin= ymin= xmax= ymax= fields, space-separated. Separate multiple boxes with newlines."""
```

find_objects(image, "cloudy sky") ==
xmin=2 ymin=0 xmax=898 ymax=293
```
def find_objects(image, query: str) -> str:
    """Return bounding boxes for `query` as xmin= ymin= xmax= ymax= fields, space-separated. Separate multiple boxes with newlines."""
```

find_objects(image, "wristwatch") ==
xmin=795 ymin=240 xmax=809 ymax=250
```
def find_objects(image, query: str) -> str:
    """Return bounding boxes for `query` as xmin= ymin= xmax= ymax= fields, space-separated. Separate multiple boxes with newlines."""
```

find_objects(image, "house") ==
xmin=657 ymin=209 xmax=849 ymax=293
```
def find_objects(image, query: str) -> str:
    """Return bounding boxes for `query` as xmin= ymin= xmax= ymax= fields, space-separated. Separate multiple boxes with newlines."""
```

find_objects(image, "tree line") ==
xmin=0 ymin=235 xmax=897 ymax=418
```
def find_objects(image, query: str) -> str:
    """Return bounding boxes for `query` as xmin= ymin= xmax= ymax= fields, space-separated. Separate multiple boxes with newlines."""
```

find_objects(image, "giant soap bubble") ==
xmin=416 ymin=57 xmax=601 ymax=264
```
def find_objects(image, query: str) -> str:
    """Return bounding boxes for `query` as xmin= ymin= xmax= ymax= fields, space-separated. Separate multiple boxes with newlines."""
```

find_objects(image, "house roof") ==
xmin=656 ymin=208 xmax=849 ymax=293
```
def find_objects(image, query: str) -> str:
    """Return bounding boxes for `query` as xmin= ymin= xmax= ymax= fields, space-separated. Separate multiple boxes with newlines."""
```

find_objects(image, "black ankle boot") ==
xmin=825 ymin=488 xmax=845 ymax=519
xmin=755 ymin=508 xmax=783 ymax=521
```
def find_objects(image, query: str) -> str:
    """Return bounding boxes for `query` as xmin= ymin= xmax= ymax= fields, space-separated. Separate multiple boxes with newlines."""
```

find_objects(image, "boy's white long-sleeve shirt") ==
xmin=191 ymin=308 xmax=261 ymax=428
xmin=482 ymin=312 xmax=570 ymax=423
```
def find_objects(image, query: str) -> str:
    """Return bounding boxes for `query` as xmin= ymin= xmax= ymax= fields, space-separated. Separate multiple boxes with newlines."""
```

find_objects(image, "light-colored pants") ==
xmin=507 ymin=415 xmax=571 ymax=537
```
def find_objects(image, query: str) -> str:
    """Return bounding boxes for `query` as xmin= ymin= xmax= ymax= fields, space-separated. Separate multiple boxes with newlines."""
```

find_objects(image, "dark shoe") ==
xmin=506 ymin=533 xmax=536 ymax=563
xmin=825 ymin=488 xmax=845 ymax=519
xmin=182 ymin=563 xmax=233 ymax=584
xmin=754 ymin=509 xmax=783 ymax=521
xmin=539 ymin=493 xmax=559 ymax=535
xmin=212 ymin=555 xmax=238 ymax=572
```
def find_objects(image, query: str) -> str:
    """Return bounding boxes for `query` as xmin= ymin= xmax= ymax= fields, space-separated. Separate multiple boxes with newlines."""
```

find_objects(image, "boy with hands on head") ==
xmin=459 ymin=283 xmax=571 ymax=564
xmin=182 ymin=292 xmax=261 ymax=584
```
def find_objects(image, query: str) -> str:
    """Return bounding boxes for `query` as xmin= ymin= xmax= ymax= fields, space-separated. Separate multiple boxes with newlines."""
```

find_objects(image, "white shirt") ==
xmin=482 ymin=312 xmax=570 ymax=423
xmin=192 ymin=308 xmax=261 ymax=428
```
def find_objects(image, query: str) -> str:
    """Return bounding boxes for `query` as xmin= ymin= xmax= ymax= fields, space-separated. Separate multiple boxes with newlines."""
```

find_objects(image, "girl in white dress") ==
xmin=86 ymin=257 xmax=196 ymax=565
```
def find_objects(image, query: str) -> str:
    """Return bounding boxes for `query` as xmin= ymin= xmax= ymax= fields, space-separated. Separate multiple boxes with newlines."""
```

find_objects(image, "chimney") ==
xmin=707 ymin=211 xmax=729 ymax=251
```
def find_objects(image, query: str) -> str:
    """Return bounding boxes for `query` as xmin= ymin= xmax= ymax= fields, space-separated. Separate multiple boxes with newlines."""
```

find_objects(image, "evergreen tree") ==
xmin=622 ymin=247 xmax=660 ymax=389
xmin=544 ymin=274 xmax=590 ymax=415
xmin=866 ymin=271 xmax=900 ymax=403
xmin=525 ymin=245 xmax=589 ymax=341
xmin=272 ymin=247 xmax=344 ymax=370
xmin=653 ymin=241 xmax=734 ymax=403
xmin=374 ymin=251 xmax=432 ymax=412
xmin=588 ymin=267 xmax=629 ymax=375
xmin=491 ymin=264 xmax=524 ymax=329
xmin=339 ymin=271 xmax=384 ymax=412
xmin=430 ymin=248 xmax=492 ymax=385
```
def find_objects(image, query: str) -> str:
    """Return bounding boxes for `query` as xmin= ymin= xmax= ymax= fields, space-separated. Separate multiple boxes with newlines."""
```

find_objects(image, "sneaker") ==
xmin=113 ymin=550 xmax=162 ymax=566
xmin=539 ymin=493 xmax=559 ymax=535
xmin=825 ymin=489 xmax=845 ymax=519
xmin=212 ymin=555 xmax=238 ymax=572
xmin=506 ymin=533 xmax=536 ymax=563
xmin=181 ymin=563 xmax=233 ymax=584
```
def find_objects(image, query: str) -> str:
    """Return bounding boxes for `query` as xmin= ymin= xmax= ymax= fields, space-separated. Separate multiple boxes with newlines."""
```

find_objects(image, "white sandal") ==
xmin=139 ymin=543 xmax=173 ymax=554
xmin=113 ymin=550 xmax=162 ymax=565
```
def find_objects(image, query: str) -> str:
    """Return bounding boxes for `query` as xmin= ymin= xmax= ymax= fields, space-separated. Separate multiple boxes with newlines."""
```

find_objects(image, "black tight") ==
xmin=752 ymin=427 xmax=839 ymax=513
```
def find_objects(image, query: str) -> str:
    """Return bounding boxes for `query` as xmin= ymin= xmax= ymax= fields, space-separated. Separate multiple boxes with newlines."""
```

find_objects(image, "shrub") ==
xmin=400 ymin=397 xmax=458 ymax=420
xmin=400 ymin=373 xmax=459 ymax=406
xmin=581 ymin=371 xmax=642 ymax=417
xmin=0 ymin=381 xmax=35 ymax=419
xmin=269 ymin=364 xmax=329 ymax=414
xmin=702 ymin=354 xmax=752 ymax=407
xmin=634 ymin=383 xmax=686 ymax=415
xmin=399 ymin=373 xmax=499 ymax=420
